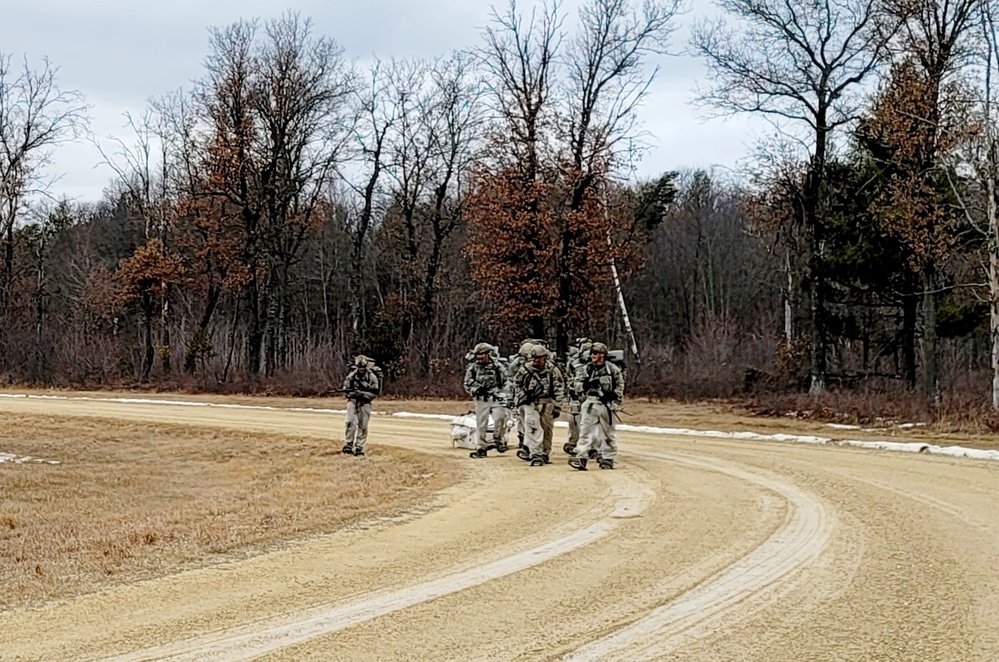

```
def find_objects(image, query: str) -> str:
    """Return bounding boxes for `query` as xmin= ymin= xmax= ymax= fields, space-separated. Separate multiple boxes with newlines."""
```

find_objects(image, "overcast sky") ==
xmin=1 ymin=0 xmax=771 ymax=203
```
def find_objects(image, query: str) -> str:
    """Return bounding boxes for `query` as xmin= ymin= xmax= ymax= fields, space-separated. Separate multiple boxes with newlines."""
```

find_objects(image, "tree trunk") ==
xmin=902 ymin=294 xmax=918 ymax=389
xmin=922 ymin=266 xmax=940 ymax=406
xmin=807 ymin=116 xmax=829 ymax=396
xmin=247 ymin=276 xmax=264 ymax=380
xmin=32 ymin=235 xmax=47 ymax=380
xmin=184 ymin=284 xmax=222 ymax=374
xmin=2 ymin=217 xmax=13 ymax=314
xmin=555 ymin=227 xmax=573 ymax=358
xmin=160 ymin=294 xmax=171 ymax=375
xmin=351 ymin=140 xmax=384 ymax=336
xmin=264 ymin=266 xmax=280 ymax=379
xmin=531 ymin=316 xmax=545 ymax=341
xmin=784 ymin=249 xmax=793 ymax=345
xmin=141 ymin=292 xmax=154 ymax=383
xmin=988 ymin=163 xmax=999 ymax=409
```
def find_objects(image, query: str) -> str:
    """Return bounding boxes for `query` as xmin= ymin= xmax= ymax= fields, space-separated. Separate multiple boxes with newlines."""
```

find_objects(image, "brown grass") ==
xmin=0 ymin=413 xmax=462 ymax=611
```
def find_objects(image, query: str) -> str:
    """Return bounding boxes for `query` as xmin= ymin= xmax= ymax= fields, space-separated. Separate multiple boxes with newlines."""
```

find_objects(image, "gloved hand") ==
xmin=552 ymin=405 xmax=562 ymax=419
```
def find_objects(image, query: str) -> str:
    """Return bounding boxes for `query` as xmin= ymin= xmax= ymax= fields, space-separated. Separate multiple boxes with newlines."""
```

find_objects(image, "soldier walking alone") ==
xmin=342 ymin=355 xmax=381 ymax=456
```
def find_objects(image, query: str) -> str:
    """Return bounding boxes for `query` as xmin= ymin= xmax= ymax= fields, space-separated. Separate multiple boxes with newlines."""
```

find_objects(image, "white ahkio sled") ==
xmin=450 ymin=413 xmax=515 ymax=450
xmin=450 ymin=391 xmax=515 ymax=450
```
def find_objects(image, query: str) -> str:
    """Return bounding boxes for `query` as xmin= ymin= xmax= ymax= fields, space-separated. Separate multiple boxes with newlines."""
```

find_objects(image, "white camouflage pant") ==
xmin=345 ymin=400 xmax=371 ymax=450
xmin=521 ymin=402 xmax=555 ymax=458
xmin=475 ymin=397 xmax=506 ymax=449
xmin=575 ymin=399 xmax=617 ymax=461
xmin=568 ymin=399 xmax=582 ymax=446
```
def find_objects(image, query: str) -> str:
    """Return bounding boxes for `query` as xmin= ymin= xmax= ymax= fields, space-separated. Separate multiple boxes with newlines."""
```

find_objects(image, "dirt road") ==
xmin=2 ymin=395 xmax=998 ymax=661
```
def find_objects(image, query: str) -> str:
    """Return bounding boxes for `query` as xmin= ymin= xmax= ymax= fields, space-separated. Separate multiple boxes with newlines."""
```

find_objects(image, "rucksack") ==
xmin=607 ymin=350 xmax=627 ymax=384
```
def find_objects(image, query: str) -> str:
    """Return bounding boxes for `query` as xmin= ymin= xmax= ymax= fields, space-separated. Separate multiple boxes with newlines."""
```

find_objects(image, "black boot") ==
xmin=563 ymin=442 xmax=576 ymax=455
xmin=529 ymin=455 xmax=545 ymax=467
xmin=495 ymin=441 xmax=509 ymax=453
xmin=341 ymin=444 xmax=354 ymax=455
xmin=569 ymin=457 xmax=588 ymax=471
xmin=598 ymin=458 xmax=614 ymax=470
xmin=516 ymin=447 xmax=531 ymax=461
xmin=469 ymin=448 xmax=488 ymax=458
xmin=542 ymin=454 xmax=551 ymax=464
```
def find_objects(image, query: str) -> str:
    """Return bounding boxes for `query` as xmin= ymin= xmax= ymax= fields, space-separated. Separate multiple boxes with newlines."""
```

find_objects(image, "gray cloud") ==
xmin=2 ymin=0 xmax=758 ymax=202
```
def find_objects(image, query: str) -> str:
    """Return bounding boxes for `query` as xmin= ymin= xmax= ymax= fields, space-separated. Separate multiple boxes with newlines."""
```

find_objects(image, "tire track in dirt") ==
xmin=102 ymin=481 xmax=655 ymax=662
xmin=562 ymin=448 xmax=832 ymax=662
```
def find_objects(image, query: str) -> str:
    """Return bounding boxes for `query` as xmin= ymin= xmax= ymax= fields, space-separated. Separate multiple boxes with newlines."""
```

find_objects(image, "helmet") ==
xmin=575 ymin=337 xmax=592 ymax=346
xmin=529 ymin=345 xmax=549 ymax=359
xmin=354 ymin=355 xmax=370 ymax=367
xmin=473 ymin=342 xmax=492 ymax=355
xmin=590 ymin=342 xmax=607 ymax=355
xmin=519 ymin=341 xmax=537 ymax=358
xmin=523 ymin=338 xmax=548 ymax=347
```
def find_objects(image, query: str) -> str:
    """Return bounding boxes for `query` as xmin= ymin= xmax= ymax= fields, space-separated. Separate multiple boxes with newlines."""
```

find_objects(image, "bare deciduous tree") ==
xmin=96 ymin=110 xmax=177 ymax=373
xmin=475 ymin=0 xmax=681 ymax=353
xmin=562 ymin=0 xmax=683 ymax=183
xmin=189 ymin=13 xmax=356 ymax=378
xmin=983 ymin=0 xmax=999 ymax=408
xmin=692 ymin=0 xmax=896 ymax=395
xmin=480 ymin=0 xmax=563 ymax=182
xmin=0 ymin=53 xmax=87 ymax=313
xmin=557 ymin=0 xmax=683 ymax=353
xmin=344 ymin=59 xmax=397 ymax=335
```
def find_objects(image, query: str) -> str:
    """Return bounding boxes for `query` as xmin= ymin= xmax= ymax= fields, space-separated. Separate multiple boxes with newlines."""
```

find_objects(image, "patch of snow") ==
xmin=392 ymin=412 xmax=456 ymax=421
xmin=0 ymin=451 xmax=59 ymax=465
xmin=616 ymin=425 xmax=830 ymax=445
xmin=836 ymin=440 xmax=931 ymax=454
xmin=826 ymin=423 xmax=861 ymax=430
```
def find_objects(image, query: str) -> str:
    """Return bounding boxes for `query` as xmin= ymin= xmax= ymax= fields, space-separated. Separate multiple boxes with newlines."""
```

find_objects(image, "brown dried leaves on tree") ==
xmin=115 ymin=239 xmax=184 ymax=307
xmin=464 ymin=162 xmax=630 ymax=341
xmin=864 ymin=60 xmax=972 ymax=271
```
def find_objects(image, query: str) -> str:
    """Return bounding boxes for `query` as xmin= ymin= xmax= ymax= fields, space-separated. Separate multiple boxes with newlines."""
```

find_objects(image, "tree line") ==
xmin=1 ymin=0 xmax=999 ymax=413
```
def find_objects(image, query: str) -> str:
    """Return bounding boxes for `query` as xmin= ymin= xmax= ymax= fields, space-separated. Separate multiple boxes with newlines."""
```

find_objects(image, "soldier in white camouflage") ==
xmin=464 ymin=342 xmax=509 ymax=458
xmin=569 ymin=342 xmax=624 ymax=470
xmin=514 ymin=345 xmax=566 ymax=466
xmin=563 ymin=337 xmax=593 ymax=456
xmin=493 ymin=350 xmax=512 ymax=445
xmin=507 ymin=339 xmax=547 ymax=449
xmin=342 ymin=355 xmax=381 ymax=456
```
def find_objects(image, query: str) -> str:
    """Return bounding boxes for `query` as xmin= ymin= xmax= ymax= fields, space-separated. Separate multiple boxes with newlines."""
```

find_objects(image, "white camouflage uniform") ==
xmin=572 ymin=346 xmax=624 ymax=467
xmin=464 ymin=344 xmax=508 ymax=450
xmin=343 ymin=357 xmax=381 ymax=453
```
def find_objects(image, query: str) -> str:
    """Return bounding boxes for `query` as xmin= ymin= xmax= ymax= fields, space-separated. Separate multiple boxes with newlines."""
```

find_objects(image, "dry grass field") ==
xmin=0 ymin=411 xmax=462 ymax=610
